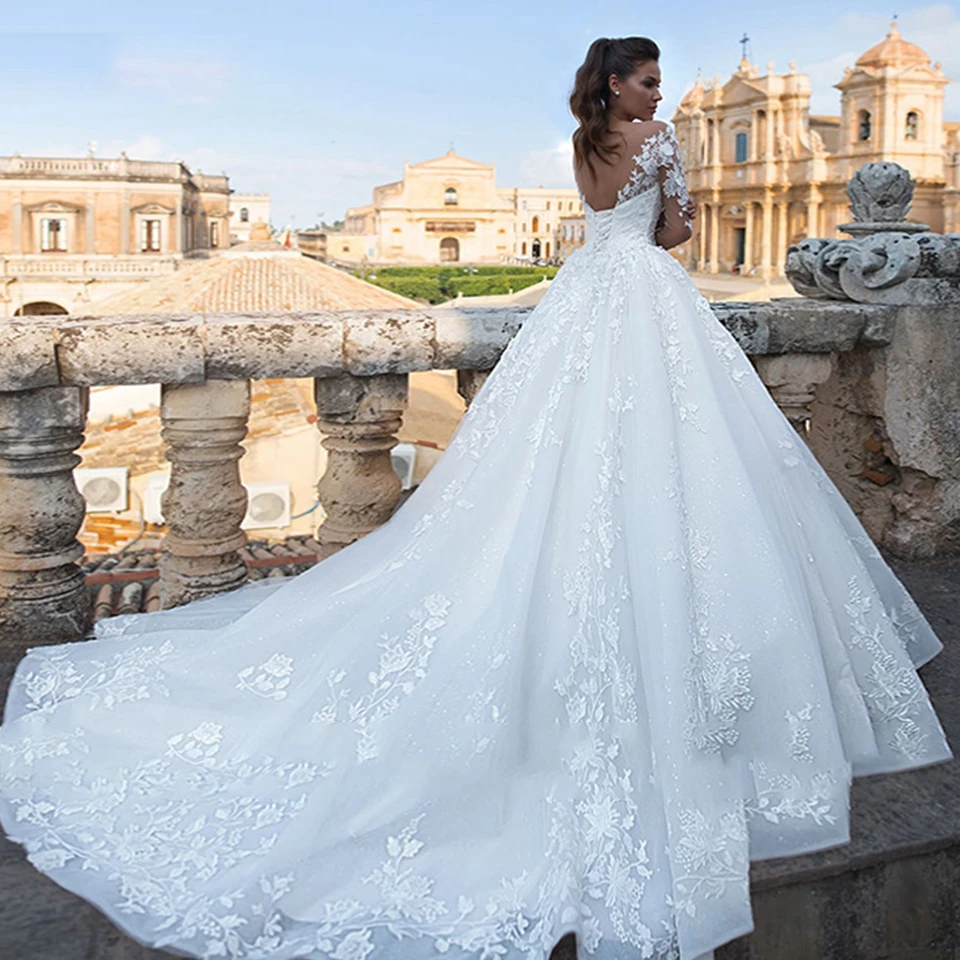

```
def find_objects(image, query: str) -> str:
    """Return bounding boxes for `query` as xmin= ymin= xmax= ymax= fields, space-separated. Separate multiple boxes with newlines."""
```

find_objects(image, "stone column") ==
xmin=0 ymin=386 xmax=89 ymax=651
xmin=760 ymin=198 xmax=774 ymax=278
xmin=753 ymin=353 xmax=834 ymax=435
xmin=159 ymin=379 xmax=250 ymax=608
xmin=709 ymin=203 xmax=721 ymax=274
xmin=175 ymin=205 xmax=183 ymax=253
xmin=776 ymin=200 xmax=789 ymax=276
xmin=805 ymin=189 xmax=821 ymax=239
xmin=698 ymin=203 xmax=707 ymax=270
xmin=456 ymin=369 xmax=491 ymax=408
xmin=313 ymin=372 xmax=408 ymax=558
xmin=750 ymin=112 xmax=759 ymax=162
xmin=743 ymin=202 xmax=754 ymax=273
xmin=710 ymin=122 xmax=720 ymax=167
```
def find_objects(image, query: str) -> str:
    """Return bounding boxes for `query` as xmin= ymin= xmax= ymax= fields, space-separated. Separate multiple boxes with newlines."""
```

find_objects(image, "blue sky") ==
xmin=5 ymin=2 xmax=960 ymax=228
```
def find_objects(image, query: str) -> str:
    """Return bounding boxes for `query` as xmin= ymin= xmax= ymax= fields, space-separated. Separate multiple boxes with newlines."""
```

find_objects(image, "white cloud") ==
xmin=519 ymin=139 xmax=574 ymax=188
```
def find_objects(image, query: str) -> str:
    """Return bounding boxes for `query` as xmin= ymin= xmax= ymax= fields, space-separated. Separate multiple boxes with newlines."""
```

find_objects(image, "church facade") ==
xmin=331 ymin=150 xmax=582 ymax=266
xmin=672 ymin=22 xmax=960 ymax=277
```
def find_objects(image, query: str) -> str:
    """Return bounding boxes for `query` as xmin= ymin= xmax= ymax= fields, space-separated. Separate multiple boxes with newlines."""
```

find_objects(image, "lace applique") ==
xmin=311 ymin=593 xmax=451 ymax=762
xmin=237 ymin=654 xmax=295 ymax=702
xmin=617 ymin=128 xmax=694 ymax=231
xmin=745 ymin=761 xmax=842 ymax=827
xmin=785 ymin=703 xmax=816 ymax=763
xmin=668 ymin=805 xmax=749 ymax=919
xmin=844 ymin=575 xmax=934 ymax=761
xmin=18 ymin=641 xmax=175 ymax=714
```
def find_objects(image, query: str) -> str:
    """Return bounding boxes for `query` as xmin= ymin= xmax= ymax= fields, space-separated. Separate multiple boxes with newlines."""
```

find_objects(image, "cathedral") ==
xmin=673 ymin=21 xmax=960 ymax=276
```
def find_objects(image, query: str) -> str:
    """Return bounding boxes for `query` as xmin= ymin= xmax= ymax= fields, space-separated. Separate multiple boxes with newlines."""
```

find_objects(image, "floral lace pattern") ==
xmin=0 ymin=112 xmax=951 ymax=960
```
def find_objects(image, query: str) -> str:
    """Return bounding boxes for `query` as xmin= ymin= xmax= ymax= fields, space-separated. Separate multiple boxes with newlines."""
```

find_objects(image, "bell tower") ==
xmin=834 ymin=20 xmax=948 ymax=180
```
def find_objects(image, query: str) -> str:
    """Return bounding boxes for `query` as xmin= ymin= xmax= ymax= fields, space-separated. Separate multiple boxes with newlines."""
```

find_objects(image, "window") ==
xmin=40 ymin=217 xmax=66 ymax=252
xmin=239 ymin=207 xmax=249 ymax=223
xmin=522 ymin=223 xmax=526 ymax=233
xmin=445 ymin=187 xmax=458 ymax=205
xmin=532 ymin=215 xmax=539 ymax=233
xmin=858 ymin=110 xmax=872 ymax=141
xmin=546 ymin=223 xmax=550 ymax=232
xmin=210 ymin=221 xmax=219 ymax=248
xmin=735 ymin=132 xmax=748 ymax=163
xmin=141 ymin=219 xmax=161 ymax=252
xmin=905 ymin=111 xmax=919 ymax=140
xmin=546 ymin=201 xmax=551 ymax=210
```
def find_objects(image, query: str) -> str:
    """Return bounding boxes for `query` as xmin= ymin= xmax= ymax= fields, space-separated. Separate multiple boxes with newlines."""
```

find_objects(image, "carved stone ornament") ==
xmin=846 ymin=161 xmax=917 ymax=224
xmin=785 ymin=160 xmax=960 ymax=304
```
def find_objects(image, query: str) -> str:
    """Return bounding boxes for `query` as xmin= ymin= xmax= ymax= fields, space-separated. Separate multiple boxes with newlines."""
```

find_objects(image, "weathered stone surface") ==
xmin=433 ymin=307 xmax=529 ymax=369
xmin=0 ymin=320 xmax=59 ymax=391
xmin=314 ymin=373 xmax=408 ymax=555
xmin=0 ymin=386 xmax=89 ymax=657
xmin=159 ymin=379 xmax=251 ymax=608
xmin=56 ymin=315 xmax=206 ymax=386
xmin=713 ymin=299 xmax=896 ymax=354
xmin=205 ymin=312 xmax=344 ymax=379
xmin=342 ymin=310 xmax=436 ymax=376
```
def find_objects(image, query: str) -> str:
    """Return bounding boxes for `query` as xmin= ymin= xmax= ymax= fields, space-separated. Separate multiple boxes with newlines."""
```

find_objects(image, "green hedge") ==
xmin=352 ymin=265 xmax=559 ymax=303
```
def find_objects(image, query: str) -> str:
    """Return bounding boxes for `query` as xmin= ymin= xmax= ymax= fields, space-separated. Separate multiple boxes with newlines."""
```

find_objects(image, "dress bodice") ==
xmin=575 ymin=124 xmax=693 ymax=253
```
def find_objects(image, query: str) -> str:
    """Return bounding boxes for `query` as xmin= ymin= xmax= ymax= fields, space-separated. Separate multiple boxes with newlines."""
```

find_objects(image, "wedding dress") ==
xmin=0 ymin=122 xmax=952 ymax=960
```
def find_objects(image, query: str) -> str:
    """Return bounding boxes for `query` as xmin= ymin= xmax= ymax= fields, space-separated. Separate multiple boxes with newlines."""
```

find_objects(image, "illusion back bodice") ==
xmin=575 ymin=123 xmax=693 ymax=252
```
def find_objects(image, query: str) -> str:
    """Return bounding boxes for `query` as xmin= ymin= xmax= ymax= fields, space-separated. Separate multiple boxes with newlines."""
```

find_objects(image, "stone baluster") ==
xmin=0 ymin=386 xmax=89 ymax=649
xmin=159 ymin=379 xmax=250 ymax=608
xmin=456 ymin=369 xmax=491 ymax=408
xmin=313 ymin=372 xmax=408 ymax=558
xmin=752 ymin=353 xmax=834 ymax=435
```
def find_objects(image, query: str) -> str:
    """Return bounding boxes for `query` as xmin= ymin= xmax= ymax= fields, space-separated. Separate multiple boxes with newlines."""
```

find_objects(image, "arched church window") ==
xmin=858 ymin=110 xmax=872 ymax=141
xmin=735 ymin=132 xmax=748 ymax=163
xmin=905 ymin=111 xmax=919 ymax=140
xmin=444 ymin=187 xmax=458 ymax=205
xmin=239 ymin=207 xmax=249 ymax=222
xmin=532 ymin=215 xmax=539 ymax=233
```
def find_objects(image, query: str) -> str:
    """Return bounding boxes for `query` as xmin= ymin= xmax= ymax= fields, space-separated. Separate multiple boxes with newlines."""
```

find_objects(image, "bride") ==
xmin=0 ymin=35 xmax=952 ymax=960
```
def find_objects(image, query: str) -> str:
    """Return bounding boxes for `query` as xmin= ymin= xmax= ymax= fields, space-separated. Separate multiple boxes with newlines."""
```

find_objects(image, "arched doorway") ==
xmin=531 ymin=240 xmax=541 ymax=259
xmin=14 ymin=301 xmax=68 ymax=316
xmin=439 ymin=237 xmax=459 ymax=262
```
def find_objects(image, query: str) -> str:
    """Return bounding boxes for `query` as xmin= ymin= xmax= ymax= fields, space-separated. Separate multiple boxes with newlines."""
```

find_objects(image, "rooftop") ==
xmin=88 ymin=242 xmax=419 ymax=315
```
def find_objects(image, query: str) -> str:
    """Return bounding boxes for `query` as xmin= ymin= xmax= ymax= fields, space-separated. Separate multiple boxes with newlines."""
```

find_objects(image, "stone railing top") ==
xmin=0 ymin=301 xmax=896 ymax=394
xmin=786 ymin=160 xmax=960 ymax=305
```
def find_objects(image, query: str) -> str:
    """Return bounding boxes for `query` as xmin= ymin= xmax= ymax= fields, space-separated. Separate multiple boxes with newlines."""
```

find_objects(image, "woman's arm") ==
xmin=653 ymin=128 xmax=695 ymax=250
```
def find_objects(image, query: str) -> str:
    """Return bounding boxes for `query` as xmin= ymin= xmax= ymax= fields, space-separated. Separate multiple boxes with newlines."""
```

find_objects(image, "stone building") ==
xmin=673 ymin=22 xmax=960 ymax=277
xmin=229 ymin=192 xmax=272 ymax=243
xmin=0 ymin=153 xmax=231 ymax=316
xmin=332 ymin=149 xmax=582 ymax=266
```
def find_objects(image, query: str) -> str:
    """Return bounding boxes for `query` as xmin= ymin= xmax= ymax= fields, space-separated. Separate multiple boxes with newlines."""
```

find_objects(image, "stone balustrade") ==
xmin=0 ymin=285 xmax=956 ymax=650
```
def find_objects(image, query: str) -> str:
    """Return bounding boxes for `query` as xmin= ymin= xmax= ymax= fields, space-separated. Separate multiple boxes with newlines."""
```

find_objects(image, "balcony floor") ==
xmin=0 ymin=550 xmax=957 ymax=959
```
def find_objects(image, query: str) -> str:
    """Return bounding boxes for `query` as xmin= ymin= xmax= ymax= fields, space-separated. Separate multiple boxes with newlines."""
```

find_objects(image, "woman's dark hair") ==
xmin=569 ymin=37 xmax=661 ymax=180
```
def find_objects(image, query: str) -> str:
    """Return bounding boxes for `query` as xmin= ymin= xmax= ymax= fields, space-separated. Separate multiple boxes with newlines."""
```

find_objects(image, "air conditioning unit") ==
xmin=74 ymin=467 xmax=128 ymax=513
xmin=391 ymin=442 xmax=417 ymax=490
xmin=143 ymin=472 xmax=171 ymax=525
xmin=242 ymin=481 xmax=291 ymax=530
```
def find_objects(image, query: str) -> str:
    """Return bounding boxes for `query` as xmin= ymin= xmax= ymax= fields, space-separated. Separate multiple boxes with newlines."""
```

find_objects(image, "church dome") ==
xmin=855 ymin=21 xmax=930 ymax=69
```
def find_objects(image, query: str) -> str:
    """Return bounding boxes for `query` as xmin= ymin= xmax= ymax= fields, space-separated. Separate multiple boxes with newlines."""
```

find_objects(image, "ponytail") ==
xmin=569 ymin=36 xmax=661 ymax=180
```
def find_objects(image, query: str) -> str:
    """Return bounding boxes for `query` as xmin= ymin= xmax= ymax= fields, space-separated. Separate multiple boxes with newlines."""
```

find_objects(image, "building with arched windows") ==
xmin=333 ymin=149 xmax=582 ymax=265
xmin=672 ymin=22 xmax=960 ymax=277
xmin=229 ymin=193 xmax=271 ymax=244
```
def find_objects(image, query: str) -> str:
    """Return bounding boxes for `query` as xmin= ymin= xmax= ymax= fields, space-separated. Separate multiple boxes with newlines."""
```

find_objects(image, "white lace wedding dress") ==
xmin=0 ymin=124 xmax=952 ymax=960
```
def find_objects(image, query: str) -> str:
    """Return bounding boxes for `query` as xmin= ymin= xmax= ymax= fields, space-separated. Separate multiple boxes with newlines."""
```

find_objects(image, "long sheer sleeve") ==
xmin=652 ymin=125 xmax=695 ymax=251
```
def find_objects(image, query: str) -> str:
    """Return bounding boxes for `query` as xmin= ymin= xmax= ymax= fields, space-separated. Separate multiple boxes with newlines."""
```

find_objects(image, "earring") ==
xmin=615 ymin=91 xmax=620 ymax=96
